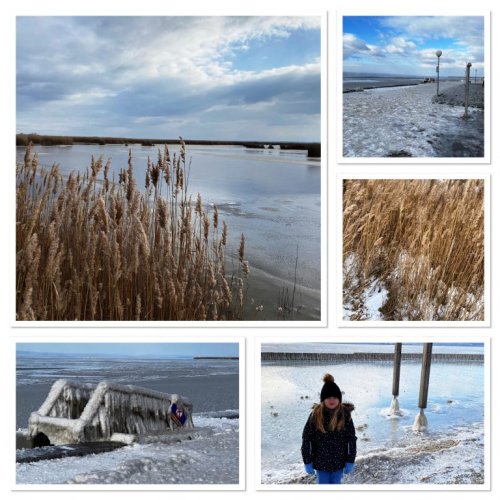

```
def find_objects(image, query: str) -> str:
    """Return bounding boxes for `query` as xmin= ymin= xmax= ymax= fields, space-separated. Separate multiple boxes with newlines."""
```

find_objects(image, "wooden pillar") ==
xmin=392 ymin=343 xmax=402 ymax=397
xmin=465 ymin=63 xmax=472 ymax=118
xmin=413 ymin=343 xmax=433 ymax=431
xmin=418 ymin=343 xmax=433 ymax=410
xmin=389 ymin=343 xmax=403 ymax=415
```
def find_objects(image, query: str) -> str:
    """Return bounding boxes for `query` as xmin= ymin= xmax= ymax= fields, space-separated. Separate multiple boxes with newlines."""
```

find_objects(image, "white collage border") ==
xmin=1 ymin=1 xmax=498 ymax=499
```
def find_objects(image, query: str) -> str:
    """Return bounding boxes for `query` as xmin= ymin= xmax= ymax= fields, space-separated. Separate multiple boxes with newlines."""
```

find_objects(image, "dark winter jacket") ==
xmin=301 ymin=403 xmax=357 ymax=472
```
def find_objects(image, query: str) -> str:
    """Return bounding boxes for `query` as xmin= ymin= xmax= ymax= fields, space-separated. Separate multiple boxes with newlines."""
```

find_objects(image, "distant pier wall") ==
xmin=261 ymin=352 xmax=483 ymax=362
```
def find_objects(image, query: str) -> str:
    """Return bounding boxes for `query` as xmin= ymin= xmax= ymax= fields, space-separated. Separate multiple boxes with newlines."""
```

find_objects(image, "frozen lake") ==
xmin=17 ymin=144 xmax=321 ymax=320
xmin=16 ymin=353 xmax=240 ymax=484
xmin=261 ymin=344 xmax=484 ymax=485
xmin=343 ymin=81 xmax=484 ymax=158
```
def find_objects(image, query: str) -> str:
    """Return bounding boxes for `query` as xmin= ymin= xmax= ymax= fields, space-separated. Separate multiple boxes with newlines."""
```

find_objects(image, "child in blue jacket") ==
xmin=301 ymin=373 xmax=357 ymax=484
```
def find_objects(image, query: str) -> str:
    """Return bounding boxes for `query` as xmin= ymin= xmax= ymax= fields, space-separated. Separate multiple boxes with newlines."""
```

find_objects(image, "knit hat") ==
xmin=320 ymin=373 xmax=342 ymax=402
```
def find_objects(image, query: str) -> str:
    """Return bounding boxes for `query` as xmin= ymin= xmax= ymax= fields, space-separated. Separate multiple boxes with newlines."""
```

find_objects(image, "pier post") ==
xmin=464 ymin=62 xmax=472 ymax=118
xmin=413 ymin=343 xmax=433 ymax=431
xmin=389 ymin=343 xmax=402 ymax=415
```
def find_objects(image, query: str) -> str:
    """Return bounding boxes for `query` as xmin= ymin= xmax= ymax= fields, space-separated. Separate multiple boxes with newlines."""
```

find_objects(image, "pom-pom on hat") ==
xmin=320 ymin=373 xmax=342 ymax=402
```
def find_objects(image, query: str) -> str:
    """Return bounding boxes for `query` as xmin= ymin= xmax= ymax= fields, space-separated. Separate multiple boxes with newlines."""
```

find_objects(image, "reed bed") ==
xmin=343 ymin=179 xmax=484 ymax=321
xmin=16 ymin=141 xmax=249 ymax=321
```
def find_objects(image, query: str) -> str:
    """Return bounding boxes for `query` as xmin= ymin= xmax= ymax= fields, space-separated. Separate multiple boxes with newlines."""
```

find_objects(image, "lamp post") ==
xmin=436 ymin=50 xmax=442 ymax=96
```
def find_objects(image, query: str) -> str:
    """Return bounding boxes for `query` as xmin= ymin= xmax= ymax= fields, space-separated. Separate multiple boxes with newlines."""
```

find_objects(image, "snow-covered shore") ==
xmin=263 ymin=423 xmax=484 ymax=485
xmin=343 ymin=81 xmax=484 ymax=157
xmin=17 ymin=416 xmax=239 ymax=485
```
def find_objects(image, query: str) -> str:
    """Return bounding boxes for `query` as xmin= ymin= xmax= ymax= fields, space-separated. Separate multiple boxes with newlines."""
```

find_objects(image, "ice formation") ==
xmin=28 ymin=379 xmax=194 ymax=445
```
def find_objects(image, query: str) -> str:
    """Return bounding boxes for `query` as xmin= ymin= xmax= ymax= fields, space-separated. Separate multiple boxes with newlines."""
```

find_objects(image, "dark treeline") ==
xmin=16 ymin=134 xmax=321 ymax=157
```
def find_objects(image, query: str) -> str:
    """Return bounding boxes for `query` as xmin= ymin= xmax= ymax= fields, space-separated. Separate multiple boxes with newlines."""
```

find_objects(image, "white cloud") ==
xmin=17 ymin=16 xmax=321 ymax=140
xmin=343 ymin=33 xmax=381 ymax=60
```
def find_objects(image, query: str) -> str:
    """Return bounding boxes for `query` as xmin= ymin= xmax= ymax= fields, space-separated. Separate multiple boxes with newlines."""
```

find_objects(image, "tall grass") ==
xmin=343 ymin=179 xmax=484 ymax=321
xmin=16 ymin=141 xmax=249 ymax=321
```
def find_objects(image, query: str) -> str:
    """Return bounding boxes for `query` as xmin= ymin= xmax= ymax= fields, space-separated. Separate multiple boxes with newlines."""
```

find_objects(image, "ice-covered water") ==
xmin=343 ymin=82 xmax=484 ymax=157
xmin=16 ymin=353 xmax=240 ymax=484
xmin=16 ymin=144 xmax=321 ymax=320
xmin=261 ymin=346 xmax=484 ymax=484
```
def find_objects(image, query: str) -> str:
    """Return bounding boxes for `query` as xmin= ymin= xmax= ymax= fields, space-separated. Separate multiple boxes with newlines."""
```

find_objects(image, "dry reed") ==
xmin=16 ymin=141 xmax=248 ymax=321
xmin=343 ymin=179 xmax=484 ymax=321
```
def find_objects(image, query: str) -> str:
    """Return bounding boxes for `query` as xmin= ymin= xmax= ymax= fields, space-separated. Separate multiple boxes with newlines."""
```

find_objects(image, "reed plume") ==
xmin=343 ymin=179 xmax=484 ymax=321
xmin=16 ymin=143 xmax=249 ymax=321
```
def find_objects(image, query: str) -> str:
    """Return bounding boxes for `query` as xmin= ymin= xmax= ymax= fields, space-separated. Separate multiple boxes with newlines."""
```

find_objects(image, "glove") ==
xmin=344 ymin=462 xmax=355 ymax=474
xmin=304 ymin=463 xmax=315 ymax=475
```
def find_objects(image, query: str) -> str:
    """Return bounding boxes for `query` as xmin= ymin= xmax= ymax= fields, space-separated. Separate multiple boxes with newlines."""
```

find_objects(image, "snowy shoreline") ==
xmin=343 ymin=81 xmax=484 ymax=157
xmin=17 ymin=416 xmax=239 ymax=484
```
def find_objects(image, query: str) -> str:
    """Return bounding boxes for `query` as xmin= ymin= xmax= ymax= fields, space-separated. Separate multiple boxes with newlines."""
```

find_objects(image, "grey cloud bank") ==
xmin=17 ymin=16 xmax=321 ymax=141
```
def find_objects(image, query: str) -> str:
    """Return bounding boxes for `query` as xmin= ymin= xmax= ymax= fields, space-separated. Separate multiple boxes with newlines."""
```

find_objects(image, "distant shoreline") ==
xmin=193 ymin=357 xmax=239 ymax=360
xmin=16 ymin=134 xmax=321 ymax=157
xmin=343 ymin=82 xmax=423 ymax=93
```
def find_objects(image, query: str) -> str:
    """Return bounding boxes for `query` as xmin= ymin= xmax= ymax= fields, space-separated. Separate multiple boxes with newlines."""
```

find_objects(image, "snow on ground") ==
xmin=262 ymin=417 xmax=484 ymax=485
xmin=343 ymin=82 xmax=484 ymax=157
xmin=17 ymin=417 xmax=239 ymax=485
xmin=342 ymin=254 xmax=388 ymax=320
xmin=342 ymin=252 xmax=483 ymax=321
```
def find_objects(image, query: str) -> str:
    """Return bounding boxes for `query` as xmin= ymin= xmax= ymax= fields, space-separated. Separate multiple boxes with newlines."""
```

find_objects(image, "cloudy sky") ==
xmin=343 ymin=16 xmax=484 ymax=77
xmin=17 ymin=16 xmax=321 ymax=141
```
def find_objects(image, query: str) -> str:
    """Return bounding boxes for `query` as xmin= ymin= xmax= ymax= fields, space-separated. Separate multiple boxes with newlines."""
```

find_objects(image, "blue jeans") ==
xmin=316 ymin=469 xmax=344 ymax=484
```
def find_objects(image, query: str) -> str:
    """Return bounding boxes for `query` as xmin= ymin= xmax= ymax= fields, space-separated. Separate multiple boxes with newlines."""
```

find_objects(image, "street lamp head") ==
xmin=436 ymin=50 xmax=442 ymax=58
xmin=467 ymin=62 xmax=472 ymax=67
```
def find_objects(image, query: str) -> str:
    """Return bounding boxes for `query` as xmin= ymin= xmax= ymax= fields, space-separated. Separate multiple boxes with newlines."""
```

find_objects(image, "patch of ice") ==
xmin=379 ymin=407 xmax=411 ymax=420
xmin=343 ymin=82 xmax=484 ymax=157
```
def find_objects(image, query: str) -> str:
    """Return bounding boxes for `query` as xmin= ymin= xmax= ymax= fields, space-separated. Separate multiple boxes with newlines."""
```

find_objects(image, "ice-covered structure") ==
xmin=28 ymin=379 xmax=193 ymax=445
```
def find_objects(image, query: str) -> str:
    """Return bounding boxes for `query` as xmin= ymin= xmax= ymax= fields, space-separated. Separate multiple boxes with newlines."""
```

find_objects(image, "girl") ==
xmin=301 ymin=373 xmax=357 ymax=484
